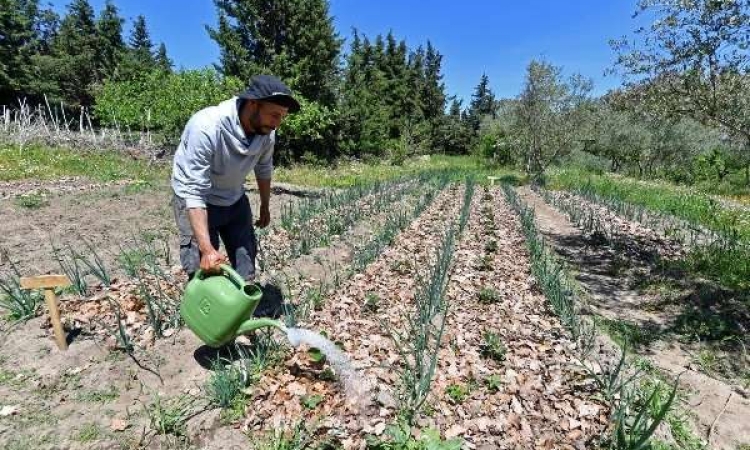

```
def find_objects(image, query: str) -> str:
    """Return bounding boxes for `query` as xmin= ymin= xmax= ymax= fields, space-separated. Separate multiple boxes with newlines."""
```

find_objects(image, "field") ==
xmin=1 ymin=152 xmax=749 ymax=450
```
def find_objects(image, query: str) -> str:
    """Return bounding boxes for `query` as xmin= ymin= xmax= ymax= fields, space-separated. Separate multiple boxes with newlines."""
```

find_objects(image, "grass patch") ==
xmin=204 ymin=356 xmax=252 ymax=423
xmin=477 ymin=287 xmax=500 ymax=304
xmin=300 ymin=394 xmax=324 ymax=410
xmin=365 ymin=425 xmax=462 ymax=450
xmin=274 ymin=155 xmax=524 ymax=188
xmin=143 ymin=394 xmax=199 ymax=437
xmin=480 ymin=331 xmax=507 ymax=362
xmin=74 ymin=423 xmax=103 ymax=443
xmin=75 ymin=386 xmax=120 ymax=403
xmin=598 ymin=317 xmax=663 ymax=349
xmin=445 ymin=383 xmax=470 ymax=404
xmin=13 ymin=191 xmax=50 ymax=208
xmin=0 ymin=144 xmax=168 ymax=183
xmin=484 ymin=374 xmax=502 ymax=393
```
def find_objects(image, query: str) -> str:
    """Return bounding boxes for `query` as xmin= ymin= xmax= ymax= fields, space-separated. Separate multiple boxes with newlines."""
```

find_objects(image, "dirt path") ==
xmin=517 ymin=186 xmax=750 ymax=450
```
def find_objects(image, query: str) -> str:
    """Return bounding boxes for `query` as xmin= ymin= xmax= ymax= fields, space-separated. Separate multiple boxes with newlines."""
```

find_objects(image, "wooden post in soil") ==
xmin=20 ymin=275 xmax=71 ymax=351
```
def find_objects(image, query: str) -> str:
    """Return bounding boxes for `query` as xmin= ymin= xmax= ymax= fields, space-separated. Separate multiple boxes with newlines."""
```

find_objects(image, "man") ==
xmin=171 ymin=74 xmax=300 ymax=283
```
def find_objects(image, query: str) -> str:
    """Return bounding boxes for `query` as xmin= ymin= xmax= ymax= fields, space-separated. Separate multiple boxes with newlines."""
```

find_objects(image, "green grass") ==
xmin=0 ymin=144 xmax=169 ymax=183
xmin=445 ymin=383 xmax=470 ymax=404
xmin=484 ymin=374 xmax=502 ymax=393
xmin=597 ymin=317 xmax=663 ymax=349
xmin=480 ymin=331 xmax=507 ymax=362
xmin=548 ymin=168 xmax=750 ymax=243
xmin=75 ymin=386 xmax=120 ymax=403
xmin=13 ymin=192 xmax=50 ymax=208
xmin=74 ymin=423 xmax=103 ymax=443
xmin=274 ymin=154 xmax=525 ymax=188
xmin=477 ymin=287 xmax=500 ymax=304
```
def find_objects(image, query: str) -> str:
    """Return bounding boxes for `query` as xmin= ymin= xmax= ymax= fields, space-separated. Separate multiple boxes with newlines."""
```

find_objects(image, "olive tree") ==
xmin=513 ymin=59 xmax=594 ymax=180
xmin=612 ymin=0 xmax=750 ymax=183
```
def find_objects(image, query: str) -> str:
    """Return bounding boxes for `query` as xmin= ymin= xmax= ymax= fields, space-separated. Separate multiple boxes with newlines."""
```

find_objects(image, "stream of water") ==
xmin=285 ymin=327 xmax=368 ymax=401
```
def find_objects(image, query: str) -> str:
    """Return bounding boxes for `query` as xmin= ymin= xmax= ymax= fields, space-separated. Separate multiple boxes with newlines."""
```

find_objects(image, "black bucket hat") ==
xmin=239 ymin=74 xmax=301 ymax=113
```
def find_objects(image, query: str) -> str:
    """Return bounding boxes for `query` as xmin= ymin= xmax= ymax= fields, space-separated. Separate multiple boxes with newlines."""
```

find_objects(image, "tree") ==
xmin=96 ymin=0 xmax=124 ymax=78
xmin=339 ymin=34 xmax=390 ymax=156
xmin=612 ymin=0 xmax=750 ymax=183
xmin=129 ymin=15 xmax=154 ymax=67
xmin=448 ymin=97 xmax=462 ymax=117
xmin=420 ymin=41 xmax=446 ymax=120
xmin=0 ymin=0 xmax=38 ymax=103
xmin=46 ymin=0 xmax=100 ymax=106
xmin=113 ymin=14 xmax=160 ymax=81
xmin=155 ymin=43 xmax=173 ymax=73
xmin=207 ymin=0 xmax=342 ymax=106
xmin=26 ymin=4 xmax=59 ymax=100
xmin=514 ymin=59 xmax=593 ymax=179
xmin=466 ymin=73 xmax=496 ymax=132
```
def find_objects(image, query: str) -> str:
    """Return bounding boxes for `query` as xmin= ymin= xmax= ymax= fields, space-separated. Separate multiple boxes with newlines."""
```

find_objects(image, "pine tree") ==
xmin=339 ymin=33 xmax=389 ymax=156
xmin=49 ymin=0 xmax=100 ymax=106
xmin=0 ymin=0 xmax=38 ymax=102
xmin=383 ymin=31 xmax=409 ymax=139
xmin=154 ymin=43 xmax=173 ymax=73
xmin=26 ymin=4 xmax=59 ymax=99
xmin=96 ymin=0 xmax=124 ymax=79
xmin=405 ymin=46 xmax=425 ymax=123
xmin=466 ymin=73 xmax=496 ymax=131
xmin=207 ymin=0 xmax=342 ymax=106
xmin=421 ymin=41 xmax=446 ymax=121
xmin=449 ymin=96 xmax=462 ymax=117
xmin=129 ymin=15 xmax=154 ymax=67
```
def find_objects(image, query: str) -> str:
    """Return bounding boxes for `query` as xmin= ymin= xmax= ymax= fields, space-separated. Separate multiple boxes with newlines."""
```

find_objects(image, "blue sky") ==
xmin=49 ymin=0 xmax=646 ymax=105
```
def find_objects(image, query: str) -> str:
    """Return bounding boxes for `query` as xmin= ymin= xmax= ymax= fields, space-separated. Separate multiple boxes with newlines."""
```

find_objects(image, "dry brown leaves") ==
xmin=549 ymin=190 xmax=685 ymax=259
xmin=241 ymin=184 xmax=465 ymax=446
xmin=48 ymin=267 xmax=184 ymax=349
xmin=240 ymin=184 xmax=611 ymax=448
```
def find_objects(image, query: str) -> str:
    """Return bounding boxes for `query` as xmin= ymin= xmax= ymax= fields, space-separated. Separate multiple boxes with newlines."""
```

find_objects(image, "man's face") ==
xmin=246 ymin=101 xmax=289 ymax=135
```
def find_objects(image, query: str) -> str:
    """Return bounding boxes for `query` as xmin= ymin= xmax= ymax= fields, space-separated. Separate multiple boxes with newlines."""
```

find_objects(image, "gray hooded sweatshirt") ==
xmin=171 ymin=97 xmax=274 ymax=209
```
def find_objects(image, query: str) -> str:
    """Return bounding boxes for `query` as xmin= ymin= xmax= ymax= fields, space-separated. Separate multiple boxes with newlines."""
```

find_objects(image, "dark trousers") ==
xmin=172 ymin=193 xmax=257 ymax=282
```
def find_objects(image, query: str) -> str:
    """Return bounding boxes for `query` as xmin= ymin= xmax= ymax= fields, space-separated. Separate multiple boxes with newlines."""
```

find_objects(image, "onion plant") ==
xmin=502 ymin=184 xmax=678 ymax=450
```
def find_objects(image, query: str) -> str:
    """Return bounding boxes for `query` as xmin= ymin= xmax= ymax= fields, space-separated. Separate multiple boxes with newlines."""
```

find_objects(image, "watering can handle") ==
xmin=194 ymin=264 xmax=246 ymax=289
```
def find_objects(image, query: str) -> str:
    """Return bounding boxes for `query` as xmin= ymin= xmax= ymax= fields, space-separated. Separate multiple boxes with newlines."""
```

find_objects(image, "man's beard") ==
xmin=250 ymin=111 xmax=274 ymax=135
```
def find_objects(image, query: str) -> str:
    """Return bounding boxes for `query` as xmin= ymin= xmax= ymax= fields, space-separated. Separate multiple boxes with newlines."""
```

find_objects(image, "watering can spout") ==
xmin=236 ymin=318 xmax=286 ymax=335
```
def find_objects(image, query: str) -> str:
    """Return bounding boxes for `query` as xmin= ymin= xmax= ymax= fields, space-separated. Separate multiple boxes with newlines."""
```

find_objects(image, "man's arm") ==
xmin=254 ymin=138 xmax=274 ymax=229
xmin=173 ymin=120 xmax=227 ymax=273
xmin=187 ymin=207 xmax=228 ymax=273
xmin=255 ymin=178 xmax=271 ymax=228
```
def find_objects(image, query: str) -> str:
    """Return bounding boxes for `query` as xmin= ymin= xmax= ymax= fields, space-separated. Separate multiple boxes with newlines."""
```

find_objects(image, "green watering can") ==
xmin=180 ymin=264 xmax=284 ymax=348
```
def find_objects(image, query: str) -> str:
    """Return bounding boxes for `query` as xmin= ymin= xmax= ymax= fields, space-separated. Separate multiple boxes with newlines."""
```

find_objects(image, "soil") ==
xmin=3 ymin=175 xmax=746 ymax=449
xmin=517 ymin=186 xmax=750 ymax=450
xmin=0 ymin=181 xmax=301 ymax=277
xmin=1 ymin=180 xmax=610 ymax=450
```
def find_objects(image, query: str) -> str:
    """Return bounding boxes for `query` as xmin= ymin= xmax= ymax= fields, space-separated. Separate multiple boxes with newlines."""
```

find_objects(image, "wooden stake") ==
xmin=20 ymin=274 xmax=71 ymax=351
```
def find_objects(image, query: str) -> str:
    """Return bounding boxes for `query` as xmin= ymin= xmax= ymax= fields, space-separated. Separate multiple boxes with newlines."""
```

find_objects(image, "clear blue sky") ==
xmin=49 ymin=0 xmax=646 ymax=105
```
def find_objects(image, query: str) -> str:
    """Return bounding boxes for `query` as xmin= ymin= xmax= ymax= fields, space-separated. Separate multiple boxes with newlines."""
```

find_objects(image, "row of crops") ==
xmin=1 ymin=172 xmax=695 ymax=449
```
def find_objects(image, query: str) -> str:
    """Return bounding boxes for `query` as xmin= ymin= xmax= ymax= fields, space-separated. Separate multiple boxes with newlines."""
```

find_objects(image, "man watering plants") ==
xmin=170 ymin=74 xmax=300 ymax=286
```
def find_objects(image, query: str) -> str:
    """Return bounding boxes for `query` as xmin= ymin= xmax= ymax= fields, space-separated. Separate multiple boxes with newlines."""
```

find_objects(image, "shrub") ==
xmin=95 ymin=68 xmax=243 ymax=143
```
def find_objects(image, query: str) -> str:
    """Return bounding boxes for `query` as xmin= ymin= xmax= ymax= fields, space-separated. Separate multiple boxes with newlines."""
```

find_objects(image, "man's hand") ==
xmin=255 ymin=204 xmax=270 ymax=228
xmin=200 ymin=247 xmax=228 ymax=274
